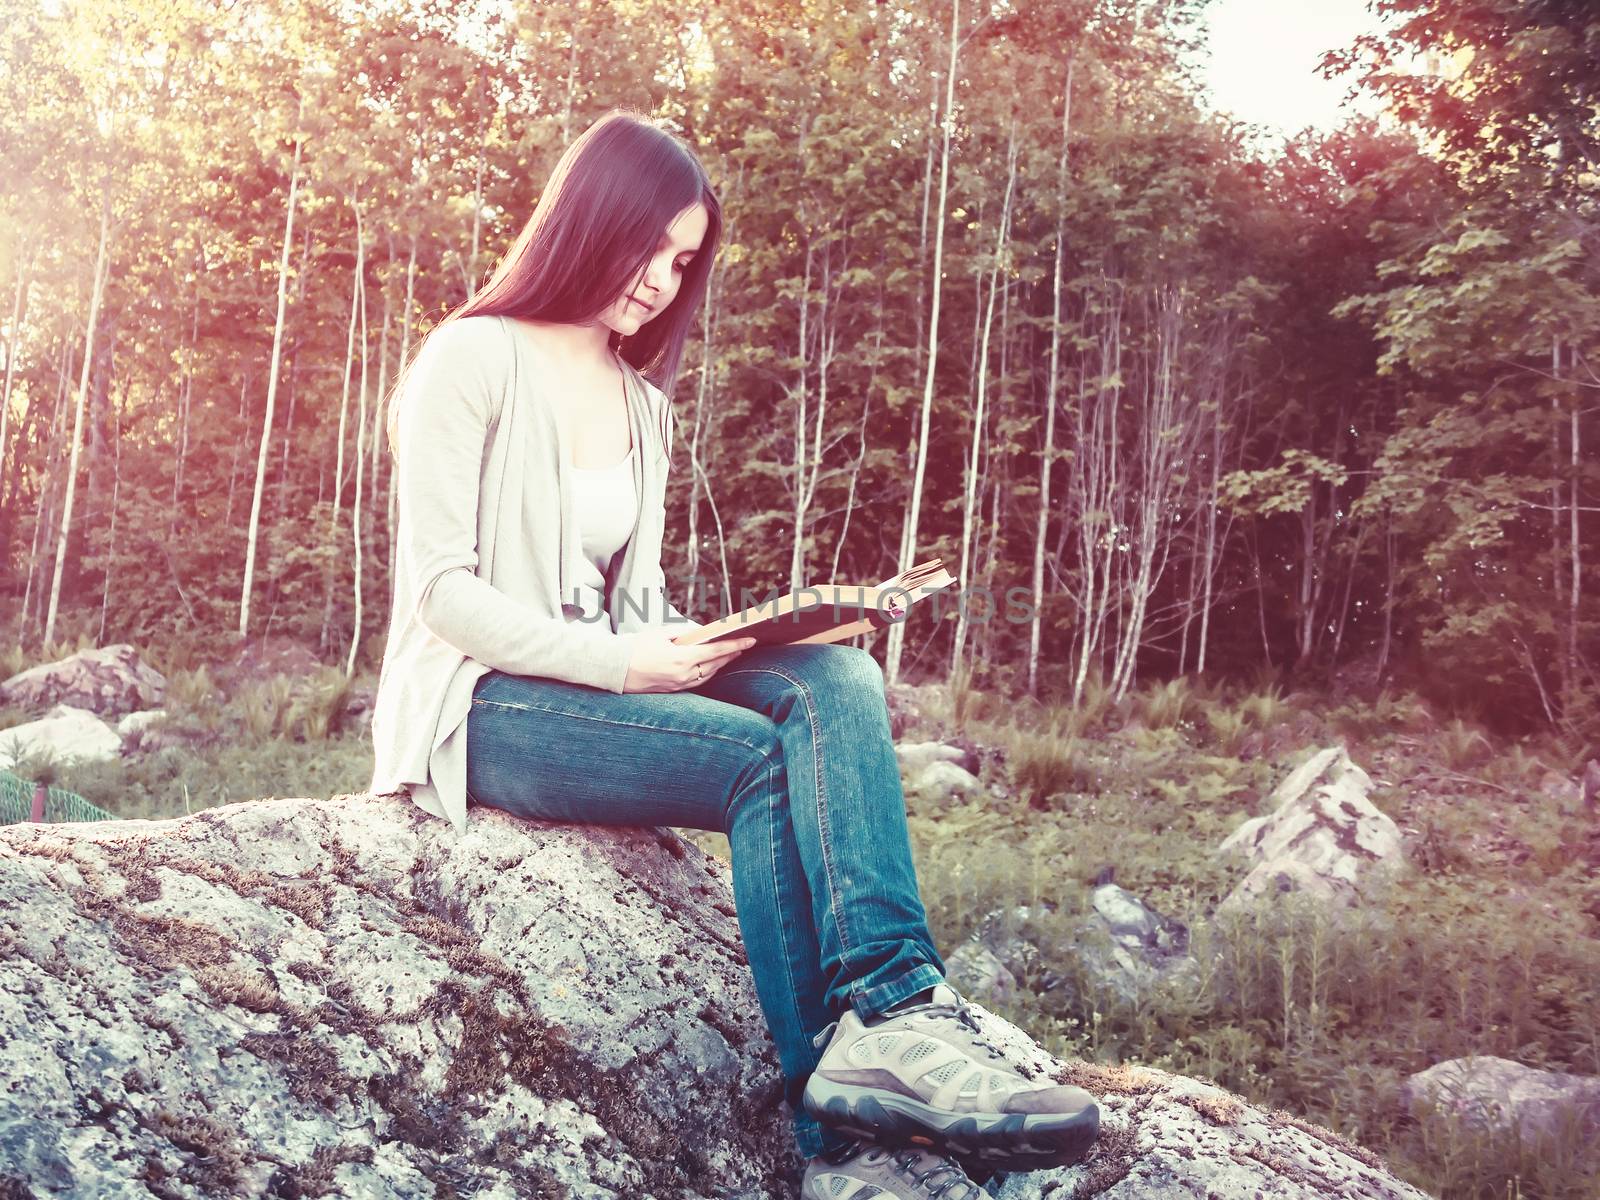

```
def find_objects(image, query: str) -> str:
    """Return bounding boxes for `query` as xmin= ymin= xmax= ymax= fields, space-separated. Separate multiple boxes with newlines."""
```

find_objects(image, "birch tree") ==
xmin=238 ymin=125 xmax=303 ymax=639
xmin=950 ymin=118 xmax=1018 ymax=677
xmin=886 ymin=0 xmax=965 ymax=686
xmin=43 ymin=195 xmax=112 ymax=648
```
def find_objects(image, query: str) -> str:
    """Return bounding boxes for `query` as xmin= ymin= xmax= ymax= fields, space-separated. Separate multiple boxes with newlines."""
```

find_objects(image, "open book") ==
xmin=671 ymin=558 xmax=959 ymax=648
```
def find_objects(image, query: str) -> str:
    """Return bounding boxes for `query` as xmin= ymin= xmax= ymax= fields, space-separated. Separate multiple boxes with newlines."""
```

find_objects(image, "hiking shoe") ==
xmin=800 ymin=1138 xmax=993 ymax=1199
xmin=801 ymin=983 xmax=1099 ymax=1171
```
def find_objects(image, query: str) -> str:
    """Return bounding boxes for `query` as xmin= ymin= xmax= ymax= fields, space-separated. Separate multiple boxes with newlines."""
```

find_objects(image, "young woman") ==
xmin=369 ymin=109 xmax=1099 ymax=1199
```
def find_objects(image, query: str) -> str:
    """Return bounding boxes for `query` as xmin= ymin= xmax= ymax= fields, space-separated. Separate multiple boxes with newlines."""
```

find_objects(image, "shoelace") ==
xmin=812 ymin=993 xmax=1039 ymax=1080
xmin=886 ymin=1146 xmax=985 ymax=1199
xmin=921 ymin=996 xmax=1038 ymax=1079
xmin=827 ymin=1140 xmax=983 ymax=1199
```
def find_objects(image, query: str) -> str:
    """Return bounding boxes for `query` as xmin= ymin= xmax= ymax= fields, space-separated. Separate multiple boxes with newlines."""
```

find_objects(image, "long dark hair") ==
xmin=387 ymin=108 xmax=722 ymax=457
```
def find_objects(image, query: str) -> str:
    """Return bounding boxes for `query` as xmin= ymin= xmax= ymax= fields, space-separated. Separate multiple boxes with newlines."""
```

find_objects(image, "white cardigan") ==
xmin=368 ymin=314 xmax=689 ymax=835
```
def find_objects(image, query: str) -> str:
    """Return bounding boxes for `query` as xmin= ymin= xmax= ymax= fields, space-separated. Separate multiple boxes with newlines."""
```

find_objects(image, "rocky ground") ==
xmin=3 ymin=643 xmax=1596 ymax=1198
xmin=1 ymin=793 xmax=1432 ymax=1199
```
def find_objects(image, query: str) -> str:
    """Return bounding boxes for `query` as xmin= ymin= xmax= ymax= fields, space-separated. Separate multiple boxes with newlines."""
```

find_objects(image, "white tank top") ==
xmin=566 ymin=445 xmax=638 ymax=619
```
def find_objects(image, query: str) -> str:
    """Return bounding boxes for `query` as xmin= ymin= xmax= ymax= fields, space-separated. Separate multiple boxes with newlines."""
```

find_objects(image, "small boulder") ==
xmin=896 ymin=740 xmax=979 ymax=777
xmin=218 ymin=636 xmax=325 ymax=695
xmin=943 ymin=906 xmax=1059 ymax=1001
xmin=116 ymin=709 xmax=169 ymax=743
xmin=1090 ymin=884 xmax=1189 ymax=962
xmin=943 ymin=942 xmax=1019 ymax=1005
xmin=1066 ymin=886 xmax=1193 ymax=1006
xmin=1401 ymin=1056 xmax=1600 ymax=1146
xmin=885 ymin=681 xmax=948 ymax=740
xmin=944 ymin=889 xmax=1193 ymax=1010
xmin=912 ymin=759 xmax=982 ymax=802
xmin=130 ymin=721 xmax=218 ymax=755
xmin=342 ymin=684 xmax=377 ymax=732
xmin=0 ymin=704 xmax=124 ymax=770
xmin=0 ymin=644 xmax=166 ymax=717
xmin=1219 ymin=745 xmax=1403 ymax=913
xmin=897 ymin=740 xmax=984 ymax=809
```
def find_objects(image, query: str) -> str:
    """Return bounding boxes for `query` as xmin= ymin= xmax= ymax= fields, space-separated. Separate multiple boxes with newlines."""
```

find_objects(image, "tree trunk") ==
xmin=97 ymin=393 xmax=122 ymax=644
xmin=225 ymin=373 xmax=248 ymax=528
xmin=1109 ymin=287 xmax=1199 ymax=701
xmin=788 ymin=234 xmax=815 ymax=591
xmin=1329 ymin=523 xmax=1368 ymax=665
xmin=0 ymin=252 xmax=31 ymax=502
xmin=1374 ymin=514 xmax=1394 ymax=686
xmin=239 ymin=134 xmax=303 ymax=639
xmin=369 ymin=248 xmax=393 ymax=538
xmin=1072 ymin=283 xmax=1125 ymax=707
xmin=275 ymin=218 xmax=313 ymax=523
xmin=1197 ymin=393 xmax=1224 ymax=674
xmin=20 ymin=341 xmax=71 ymax=642
xmin=322 ymin=197 xmax=365 ymax=655
xmin=1029 ymin=55 xmax=1073 ymax=699
xmin=44 ymin=196 xmax=112 ymax=648
xmin=830 ymin=298 xmax=883 ymax=587
xmin=171 ymin=264 xmax=201 ymax=529
xmin=347 ymin=235 xmax=372 ymax=679
xmin=1568 ymin=397 xmax=1579 ymax=718
xmin=950 ymin=119 xmax=1016 ymax=679
xmin=388 ymin=236 xmax=417 ymax=568
xmin=887 ymin=0 xmax=961 ymax=686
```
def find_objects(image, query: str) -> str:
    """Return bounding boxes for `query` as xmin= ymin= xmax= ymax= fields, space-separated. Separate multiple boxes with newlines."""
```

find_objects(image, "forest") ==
xmin=2 ymin=3 xmax=1599 ymax=1197
xmin=0 ymin=0 xmax=1592 ymax=737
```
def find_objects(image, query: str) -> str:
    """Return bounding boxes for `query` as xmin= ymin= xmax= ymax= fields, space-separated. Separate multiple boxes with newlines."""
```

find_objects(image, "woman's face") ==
xmin=603 ymin=200 xmax=709 ymax=335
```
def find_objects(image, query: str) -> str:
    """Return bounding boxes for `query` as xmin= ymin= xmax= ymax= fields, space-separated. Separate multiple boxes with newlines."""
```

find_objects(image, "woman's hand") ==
xmin=668 ymin=618 xmax=711 ymax=643
xmin=623 ymin=626 xmax=759 ymax=694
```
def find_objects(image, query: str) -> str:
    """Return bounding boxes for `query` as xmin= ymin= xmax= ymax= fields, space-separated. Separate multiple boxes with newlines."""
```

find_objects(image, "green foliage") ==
xmin=1 ymin=0 xmax=1590 ymax=746
xmin=1004 ymin=715 xmax=1100 ymax=805
xmin=907 ymin=673 xmax=1599 ymax=1198
xmin=1137 ymin=676 xmax=1202 ymax=730
xmin=1219 ymin=449 xmax=1351 ymax=516
xmin=228 ymin=671 xmax=358 ymax=745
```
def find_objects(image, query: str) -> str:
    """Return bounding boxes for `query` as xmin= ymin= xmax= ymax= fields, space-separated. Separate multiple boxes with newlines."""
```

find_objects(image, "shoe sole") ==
xmin=801 ymin=1078 xmax=1101 ymax=1171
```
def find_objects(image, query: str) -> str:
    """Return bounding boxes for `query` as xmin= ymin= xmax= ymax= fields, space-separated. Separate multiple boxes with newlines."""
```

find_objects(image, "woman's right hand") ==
xmin=623 ymin=627 xmax=760 ymax=694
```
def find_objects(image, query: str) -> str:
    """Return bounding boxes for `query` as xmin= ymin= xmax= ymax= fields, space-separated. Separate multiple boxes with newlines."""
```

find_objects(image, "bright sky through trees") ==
xmin=1200 ymin=0 xmax=1390 ymax=141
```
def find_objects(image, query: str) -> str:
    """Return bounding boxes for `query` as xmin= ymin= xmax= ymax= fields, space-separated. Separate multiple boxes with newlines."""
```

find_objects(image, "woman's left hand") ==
xmin=669 ymin=618 xmax=709 ymax=645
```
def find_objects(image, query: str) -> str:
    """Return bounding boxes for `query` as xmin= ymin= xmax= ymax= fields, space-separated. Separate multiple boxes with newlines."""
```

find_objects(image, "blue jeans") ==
xmin=463 ymin=642 xmax=947 ymax=1159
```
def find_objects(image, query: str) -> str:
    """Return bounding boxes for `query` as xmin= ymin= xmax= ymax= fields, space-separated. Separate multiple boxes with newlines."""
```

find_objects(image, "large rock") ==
xmin=0 ymin=798 xmax=794 ymax=1199
xmin=1401 ymin=1056 xmax=1600 ymax=1145
xmin=0 ymin=797 xmax=1423 ymax=1199
xmin=990 ymin=1060 xmax=1427 ymax=1200
xmin=0 ymin=644 xmax=166 ymax=717
xmin=0 ymin=704 xmax=124 ymax=770
xmin=1218 ymin=745 xmax=1403 ymax=912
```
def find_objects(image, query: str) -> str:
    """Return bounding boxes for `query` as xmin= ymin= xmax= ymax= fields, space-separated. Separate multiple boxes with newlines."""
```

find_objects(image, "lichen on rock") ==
xmin=1 ymin=796 xmax=794 ymax=1199
xmin=1 ymin=794 xmax=1428 ymax=1199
